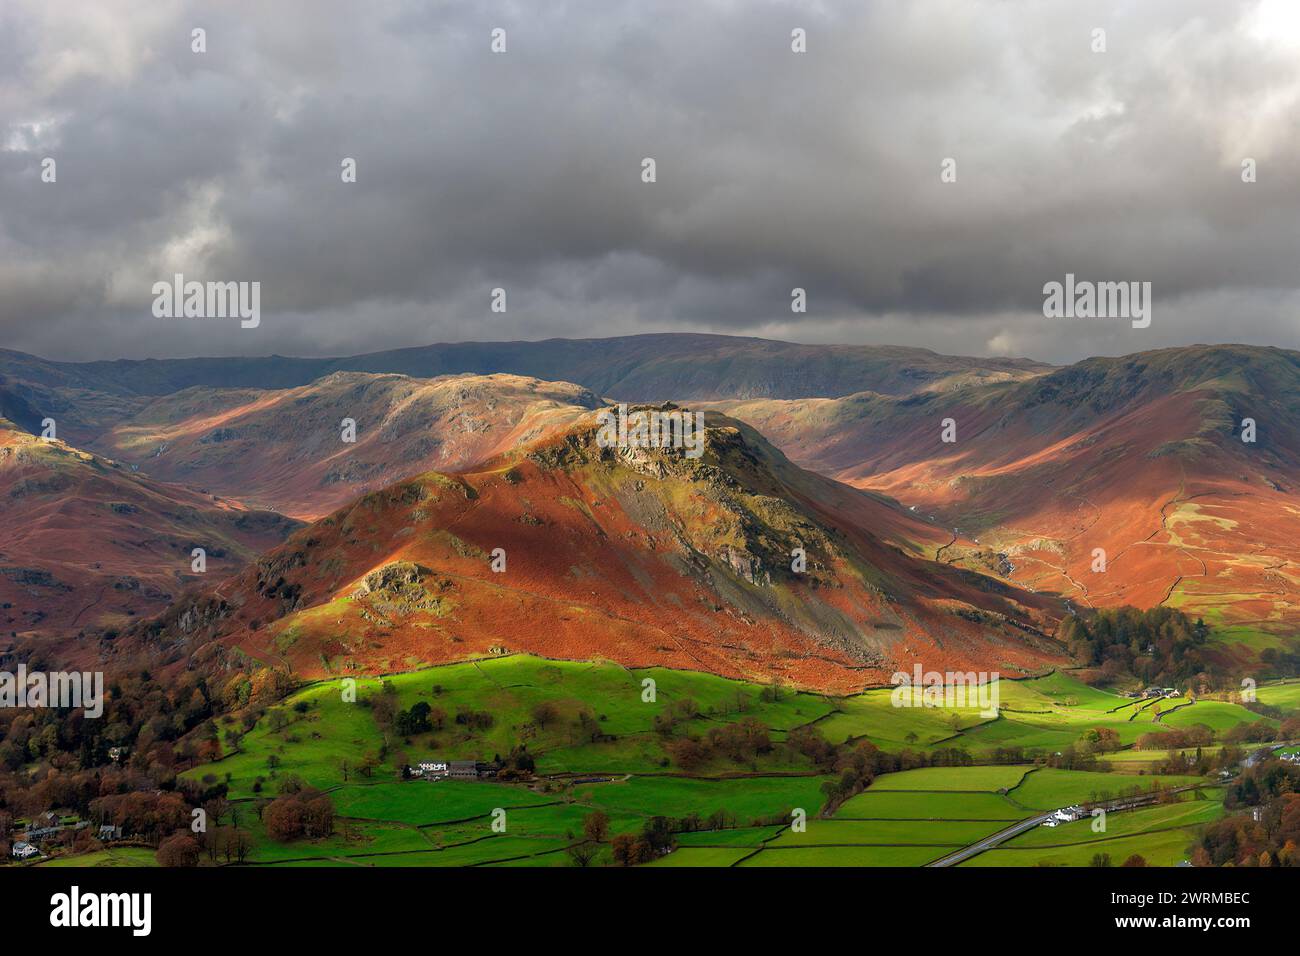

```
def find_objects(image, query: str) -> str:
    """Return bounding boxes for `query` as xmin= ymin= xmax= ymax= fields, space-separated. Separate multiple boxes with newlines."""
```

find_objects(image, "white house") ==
xmin=11 ymin=841 xmax=38 ymax=859
xmin=411 ymin=760 xmax=450 ymax=780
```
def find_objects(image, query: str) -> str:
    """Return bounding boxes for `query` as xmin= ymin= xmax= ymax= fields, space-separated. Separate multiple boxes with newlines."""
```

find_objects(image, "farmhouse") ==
xmin=1052 ymin=805 xmax=1085 ymax=822
xmin=410 ymin=760 xmax=450 ymax=780
xmin=11 ymin=841 xmax=38 ymax=859
xmin=449 ymin=760 xmax=479 ymax=780
xmin=409 ymin=757 xmax=504 ymax=781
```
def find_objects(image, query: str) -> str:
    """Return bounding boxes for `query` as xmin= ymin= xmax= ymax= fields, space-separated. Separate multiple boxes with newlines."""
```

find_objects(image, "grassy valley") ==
xmin=95 ymin=653 xmax=1291 ymax=869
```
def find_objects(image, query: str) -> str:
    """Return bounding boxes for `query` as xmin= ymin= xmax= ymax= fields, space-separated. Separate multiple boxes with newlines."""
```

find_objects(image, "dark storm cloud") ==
xmin=1 ymin=0 xmax=1299 ymax=363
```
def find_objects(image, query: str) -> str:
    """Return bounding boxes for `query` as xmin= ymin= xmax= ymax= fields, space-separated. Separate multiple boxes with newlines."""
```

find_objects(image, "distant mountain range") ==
xmin=0 ymin=333 xmax=1047 ymax=407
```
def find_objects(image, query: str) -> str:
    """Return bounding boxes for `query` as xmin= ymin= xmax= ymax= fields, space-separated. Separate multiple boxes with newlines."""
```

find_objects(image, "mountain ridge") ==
xmin=702 ymin=344 xmax=1300 ymax=660
xmin=0 ymin=333 xmax=1051 ymax=403
xmin=119 ymin=408 xmax=1064 ymax=693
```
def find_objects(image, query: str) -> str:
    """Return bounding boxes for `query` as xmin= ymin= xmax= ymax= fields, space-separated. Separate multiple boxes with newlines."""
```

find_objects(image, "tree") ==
xmin=232 ymin=828 xmax=252 ymax=864
xmin=610 ymin=833 xmax=639 ymax=866
xmin=583 ymin=810 xmax=610 ymax=844
xmin=157 ymin=832 xmax=201 ymax=867
xmin=264 ymin=797 xmax=306 ymax=842
xmin=567 ymin=842 xmax=600 ymax=867
xmin=302 ymin=795 xmax=335 ymax=838
xmin=395 ymin=702 xmax=432 ymax=736
xmin=532 ymin=702 xmax=560 ymax=730
xmin=1121 ymin=854 xmax=1148 ymax=867
xmin=1089 ymin=852 xmax=1113 ymax=867
xmin=264 ymin=792 xmax=334 ymax=842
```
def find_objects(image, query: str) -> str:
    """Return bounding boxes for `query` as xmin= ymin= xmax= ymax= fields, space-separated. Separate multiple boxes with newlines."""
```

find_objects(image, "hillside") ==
xmin=0 ymin=420 xmax=300 ymax=650
xmin=704 ymin=345 xmax=1300 ymax=662
xmin=125 ymin=409 xmax=1065 ymax=692
xmin=0 ymin=334 xmax=1049 ymax=403
xmin=88 ymin=372 xmax=602 ymax=519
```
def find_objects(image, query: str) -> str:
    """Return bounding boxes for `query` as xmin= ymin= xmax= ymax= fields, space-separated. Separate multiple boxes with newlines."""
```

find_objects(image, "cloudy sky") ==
xmin=2 ymin=0 xmax=1299 ymax=364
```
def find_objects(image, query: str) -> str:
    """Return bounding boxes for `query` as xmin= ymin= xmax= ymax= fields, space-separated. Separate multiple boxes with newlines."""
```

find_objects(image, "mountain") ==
xmin=88 ymin=372 xmax=602 ymax=519
xmin=704 ymin=345 xmax=1300 ymax=663
xmin=123 ymin=409 xmax=1065 ymax=692
xmin=0 ymin=334 xmax=1049 ymax=404
xmin=0 ymin=420 xmax=300 ymax=651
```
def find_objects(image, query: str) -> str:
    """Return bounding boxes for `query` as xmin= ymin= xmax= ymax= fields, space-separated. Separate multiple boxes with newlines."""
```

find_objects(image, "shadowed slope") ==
xmin=705 ymin=345 xmax=1300 ymax=661
xmin=0 ymin=420 xmax=300 ymax=648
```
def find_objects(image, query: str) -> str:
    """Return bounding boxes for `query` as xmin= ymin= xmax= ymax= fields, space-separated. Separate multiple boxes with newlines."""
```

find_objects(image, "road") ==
xmin=926 ymin=812 xmax=1054 ymax=867
xmin=927 ymin=783 xmax=1217 ymax=868
xmin=929 ymin=742 xmax=1300 ymax=867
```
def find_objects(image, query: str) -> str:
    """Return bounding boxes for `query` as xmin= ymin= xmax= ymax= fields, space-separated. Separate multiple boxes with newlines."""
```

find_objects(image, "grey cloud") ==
xmin=1 ymin=0 xmax=1298 ymax=364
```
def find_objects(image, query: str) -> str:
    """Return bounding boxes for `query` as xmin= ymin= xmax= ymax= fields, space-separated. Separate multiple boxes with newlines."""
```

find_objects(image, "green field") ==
xmin=999 ymin=796 xmax=1222 ymax=849
xmin=837 ymin=790 xmax=1025 ymax=820
xmin=674 ymin=825 xmax=784 ymax=847
xmin=1256 ymin=681 xmax=1300 ymax=711
xmin=738 ymin=845 xmax=950 ymax=867
xmin=37 ymin=847 xmax=158 ymax=868
xmin=330 ymin=780 xmax=555 ymax=826
xmin=571 ymin=774 xmax=831 ymax=823
xmin=961 ymin=797 xmax=1222 ymax=867
xmin=766 ymin=818 xmax=1007 ymax=847
xmin=647 ymin=846 xmax=756 ymax=867
xmin=1158 ymin=700 xmax=1274 ymax=733
xmin=183 ymin=655 xmax=837 ymax=799
xmin=1007 ymin=769 xmax=1207 ymax=810
xmin=867 ymin=765 xmax=1031 ymax=792
xmin=645 ymin=765 xmax=1226 ymax=868
xmin=162 ymin=656 xmax=1263 ymax=868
